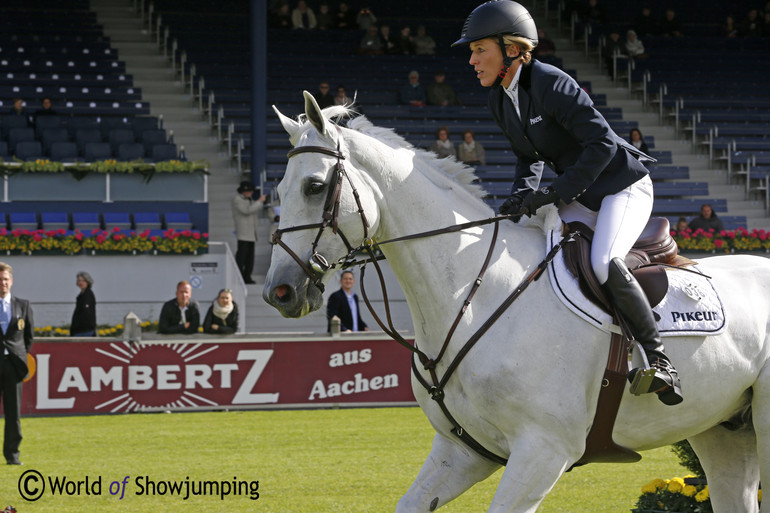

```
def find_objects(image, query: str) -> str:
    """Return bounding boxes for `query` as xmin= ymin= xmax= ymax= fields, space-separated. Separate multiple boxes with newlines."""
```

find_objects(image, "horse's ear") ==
xmin=272 ymin=105 xmax=302 ymax=146
xmin=303 ymin=90 xmax=328 ymax=136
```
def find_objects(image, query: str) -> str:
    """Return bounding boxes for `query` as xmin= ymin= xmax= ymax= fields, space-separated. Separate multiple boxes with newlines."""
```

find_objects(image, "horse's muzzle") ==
xmin=263 ymin=274 xmax=324 ymax=318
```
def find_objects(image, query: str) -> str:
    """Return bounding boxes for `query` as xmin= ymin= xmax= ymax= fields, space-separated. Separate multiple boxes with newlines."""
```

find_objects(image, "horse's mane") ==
xmin=298 ymin=105 xmax=486 ymax=200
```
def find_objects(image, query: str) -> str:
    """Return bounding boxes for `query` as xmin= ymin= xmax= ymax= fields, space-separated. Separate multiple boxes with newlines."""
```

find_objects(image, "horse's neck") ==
xmin=370 ymin=159 xmax=545 ymax=341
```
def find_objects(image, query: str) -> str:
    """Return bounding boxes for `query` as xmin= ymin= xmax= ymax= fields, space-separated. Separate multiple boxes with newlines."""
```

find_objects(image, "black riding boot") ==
xmin=603 ymin=257 xmax=683 ymax=406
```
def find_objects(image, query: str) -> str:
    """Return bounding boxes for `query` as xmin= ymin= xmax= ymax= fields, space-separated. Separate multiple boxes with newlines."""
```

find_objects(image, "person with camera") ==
xmin=232 ymin=180 xmax=267 ymax=285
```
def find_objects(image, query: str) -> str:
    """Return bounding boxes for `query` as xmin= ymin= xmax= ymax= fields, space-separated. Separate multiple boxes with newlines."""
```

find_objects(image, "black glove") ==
xmin=499 ymin=190 xmax=530 ymax=219
xmin=519 ymin=186 xmax=560 ymax=217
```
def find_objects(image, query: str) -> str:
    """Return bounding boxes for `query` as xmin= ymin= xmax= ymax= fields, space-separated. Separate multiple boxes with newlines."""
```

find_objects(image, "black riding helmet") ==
xmin=452 ymin=0 xmax=538 ymax=87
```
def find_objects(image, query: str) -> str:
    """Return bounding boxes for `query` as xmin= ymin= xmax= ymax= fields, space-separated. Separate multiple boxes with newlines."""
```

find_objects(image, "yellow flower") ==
xmin=641 ymin=483 xmax=657 ymax=494
xmin=651 ymin=478 xmax=666 ymax=490
xmin=682 ymin=484 xmax=697 ymax=497
xmin=695 ymin=486 xmax=709 ymax=502
xmin=667 ymin=478 xmax=684 ymax=493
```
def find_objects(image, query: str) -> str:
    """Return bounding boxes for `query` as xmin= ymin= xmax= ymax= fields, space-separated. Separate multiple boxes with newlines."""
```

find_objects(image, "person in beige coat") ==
xmin=232 ymin=181 xmax=266 ymax=284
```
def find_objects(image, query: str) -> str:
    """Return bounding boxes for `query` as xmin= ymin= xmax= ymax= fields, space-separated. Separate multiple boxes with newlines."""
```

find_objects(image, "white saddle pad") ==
xmin=546 ymin=230 xmax=727 ymax=337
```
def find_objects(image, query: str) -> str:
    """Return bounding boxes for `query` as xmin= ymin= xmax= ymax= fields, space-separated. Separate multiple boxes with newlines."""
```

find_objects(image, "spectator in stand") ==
xmin=70 ymin=271 xmax=96 ymax=337
xmin=270 ymin=3 xmax=292 ymax=29
xmin=426 ymin=71 xmax=460 ymax=106
xmin=400 ymin=70 xmax=426 ymax=106
xmin=740 ymin=8 xmax=762 ymax=37
xmin=628 ymin=128 xmax=649 ymax=154
xmin=413 ymin=25 xmax=436 ymax=55
xmin=533 ymin=28 xmax=556 ymax=58
xmin=358 ymin=25 xmax=384 ymax=55
xmin=688 ymin=204 xmax=725 ymax=234
xmin=601 ymin=31 xmax=625 ymax=79
xmin=158 ymin=281 xmax=201 ymax=335
xmin=393 ymin=26 xmax=414 ymax=55
xmin=313 ymin=82 xmax=335 ymax=109
xmin=334 ymin=1 xmax=355 ymax=30
xmin=380 ymin=25 xmax=397 ymax=54
xmin=8 ymin=98 xmax=28 ymax=118
xmin=356 ymin=6 xmax=377 ymax=31
xmin=334 ymin=85 xmax=352 ymax=106
xmin=203 ymin=289 xmax=239 ymax=335
xmin=674 ymin=216 xmax=689 ymax=234
xmin=430 ymin=126 xmax=456 ymax=160
xmin=579 ymin=0 xmax=607 ymax=29
xmin=456 ymin=130 xmax=486 ymax=166
xmin=624 ymin=30 xmax=647 ymax=59
xmin=721 ymin=15 xmax=739 ymax=38
xmin=291 ymin=0 xmax=317 ymax=29
xmin=634 ymin=6 xmax=657 ymax=37
xmin=658 ymin=8 xmax=683 ymax=37
xmin=33 ymin=97 xmax=56 ymax=125
xmin=316 ymin=3 xmax=333 ymax=30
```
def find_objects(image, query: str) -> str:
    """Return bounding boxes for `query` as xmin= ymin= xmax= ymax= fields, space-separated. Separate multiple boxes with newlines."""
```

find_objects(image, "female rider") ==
xmin=452 ymin=0 xmax=682 ymax=405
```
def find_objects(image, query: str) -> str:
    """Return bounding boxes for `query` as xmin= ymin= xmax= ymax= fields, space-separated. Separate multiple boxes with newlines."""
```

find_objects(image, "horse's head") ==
xmin=263 ymin=91 xmax=381 ymax=318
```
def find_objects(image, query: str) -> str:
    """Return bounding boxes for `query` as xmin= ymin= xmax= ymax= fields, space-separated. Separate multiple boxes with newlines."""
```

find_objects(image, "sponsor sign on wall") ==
xmin=15 ymin=338 xmax=416 ymax=415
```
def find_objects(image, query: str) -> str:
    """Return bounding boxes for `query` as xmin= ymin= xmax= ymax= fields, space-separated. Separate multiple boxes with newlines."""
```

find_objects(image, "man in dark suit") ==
xmin=0 ymin=262 xmax=34 ymax=465
xmin=158 ymin=281 xmax=201 ymax=335
xmin=326 ymin=271 xmax=368 ymax=333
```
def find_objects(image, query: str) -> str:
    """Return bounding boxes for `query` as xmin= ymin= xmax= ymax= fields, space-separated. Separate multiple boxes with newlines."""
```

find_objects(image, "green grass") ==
xmin=0 ymin=407 xmax=685 ymax=512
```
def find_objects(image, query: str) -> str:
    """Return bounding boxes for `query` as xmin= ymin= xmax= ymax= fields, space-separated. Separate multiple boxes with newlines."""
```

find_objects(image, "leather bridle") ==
xmin=270 ymin=141 xmax=576 ymax=467
xmin=270 ymin=143 xmax=370 ymax=293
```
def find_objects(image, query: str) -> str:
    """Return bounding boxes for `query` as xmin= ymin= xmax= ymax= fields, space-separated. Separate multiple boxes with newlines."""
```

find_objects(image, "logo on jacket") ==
xmin=529 ymin=115 xmax=543 ymax=125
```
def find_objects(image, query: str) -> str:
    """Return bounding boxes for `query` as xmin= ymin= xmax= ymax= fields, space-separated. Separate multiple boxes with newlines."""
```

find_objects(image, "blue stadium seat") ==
xmin=75 ymin=128 xmax=103 ymax=153
xmin=41 ymin=212 xmax=70 ymax=231
xmin=9 ymin=212 xmax=38 ymax=231
xmin=103 ymin=212 xmax=132 ymax=231
xmin=41 ymin=127 xmax=70 ymax=154
xmin=0 ymin=115 xmax=30 ymax=138
xmin=7 ymin=127 xmax=36 ymax=150
xmin=34 ymin=115 xmax=65 ymax=137
xmin=15 ymin=141 xmax=44 ymax=161
xmin=83 ymin=142 xmax=112 ymax=161
xmin=149 ymin=143 xmax=177 ymax=162
xmin=108 ymin=128 xmax=134 ymax=150
xmin=72 ymin=212 xmax=102 ymax=232
xmin=117 ymin=142 xmax=144 ymax=161
xmin=134 ymin=212 xmax=162 ymax=231
xmin=164 ymin=212 xmax=193 ymax=230
xmin=140 ymin=129 xmax=167 ymax=152
xmin=49 ymin=142 xmax=80 ymax=162
xmin=0 ymin=141 xmax=8 ymax=159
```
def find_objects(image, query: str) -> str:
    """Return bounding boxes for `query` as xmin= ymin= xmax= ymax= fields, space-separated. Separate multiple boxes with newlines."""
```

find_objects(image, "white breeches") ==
xmin=558 ymin=175 xmax=654 ymax=284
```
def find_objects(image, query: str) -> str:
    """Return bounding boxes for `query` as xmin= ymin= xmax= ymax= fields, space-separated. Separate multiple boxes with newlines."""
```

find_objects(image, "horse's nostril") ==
xmin=275 ymin=284 xmax=290 ymax=299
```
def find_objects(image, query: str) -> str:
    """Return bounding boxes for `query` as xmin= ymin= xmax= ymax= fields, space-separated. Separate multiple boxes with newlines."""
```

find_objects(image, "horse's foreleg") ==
xmin=687 ymin=425 xmax=759 ymax=513
xmin=486 ymin=433 xmax=576 ymax=513
xmin=396 ymin=432 xmax=499 ymax=513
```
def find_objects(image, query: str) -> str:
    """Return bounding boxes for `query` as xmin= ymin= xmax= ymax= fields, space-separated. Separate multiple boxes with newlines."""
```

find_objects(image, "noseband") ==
xmin=270 ymin=143 xmax=370 ymax=293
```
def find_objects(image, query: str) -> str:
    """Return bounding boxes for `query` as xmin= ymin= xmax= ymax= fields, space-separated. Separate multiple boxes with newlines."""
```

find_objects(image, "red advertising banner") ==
xmin=16 ymin=337 xmax=416 ymax=415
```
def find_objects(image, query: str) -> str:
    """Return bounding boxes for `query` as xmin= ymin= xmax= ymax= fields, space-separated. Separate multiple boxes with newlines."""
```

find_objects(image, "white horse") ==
xmin=264 ymin=91 xmax=770 ymax=513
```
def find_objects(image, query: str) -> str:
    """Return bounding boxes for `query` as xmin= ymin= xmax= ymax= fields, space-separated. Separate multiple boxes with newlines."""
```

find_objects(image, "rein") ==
xmin=274 ymin=143 xmax=576 ymax=466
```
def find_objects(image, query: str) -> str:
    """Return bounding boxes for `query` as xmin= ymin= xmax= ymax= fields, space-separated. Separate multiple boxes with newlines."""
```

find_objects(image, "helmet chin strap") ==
xmin=493 ymin=34 xmax=515 ymax=88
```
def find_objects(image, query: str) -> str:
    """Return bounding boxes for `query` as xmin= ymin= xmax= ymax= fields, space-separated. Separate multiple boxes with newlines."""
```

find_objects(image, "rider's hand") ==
xmin=519 ymin=186 xmax=560 ymax=217
xmin=499 ymin=191 xmax=530 ymax=222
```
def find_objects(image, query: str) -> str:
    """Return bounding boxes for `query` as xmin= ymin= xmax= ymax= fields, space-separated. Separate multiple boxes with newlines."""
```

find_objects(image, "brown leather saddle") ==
xmin=562 ymin=217 xmax=694 ymax=316
xmin=561 ymin=217 xmax=695 ymax=467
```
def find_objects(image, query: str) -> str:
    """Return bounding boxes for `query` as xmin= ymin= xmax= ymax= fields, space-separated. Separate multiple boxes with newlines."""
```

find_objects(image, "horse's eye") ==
xmin=307 ymin=181 xmax=326 ymax=195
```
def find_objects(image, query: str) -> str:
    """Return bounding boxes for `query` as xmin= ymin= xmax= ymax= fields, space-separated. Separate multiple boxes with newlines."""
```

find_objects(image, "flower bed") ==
xmin=0 ymin=228 xmax=208 ymax=255
xmin=673 ymin=227 xmax=770 ymax=253
xmin=0 ymin=158 xmax=208 ymax=181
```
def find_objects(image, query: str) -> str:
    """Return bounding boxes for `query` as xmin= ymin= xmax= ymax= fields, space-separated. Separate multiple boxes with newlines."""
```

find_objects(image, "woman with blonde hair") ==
xmin=453 ymin=0 xmax=680 ymax=405
xmin=203 ymin=289 xmax=239 ymax=334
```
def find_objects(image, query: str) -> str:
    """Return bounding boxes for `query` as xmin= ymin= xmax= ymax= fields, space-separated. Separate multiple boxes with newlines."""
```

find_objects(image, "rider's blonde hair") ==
xmin=502 ymin=35 xmax=534 ymax=65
